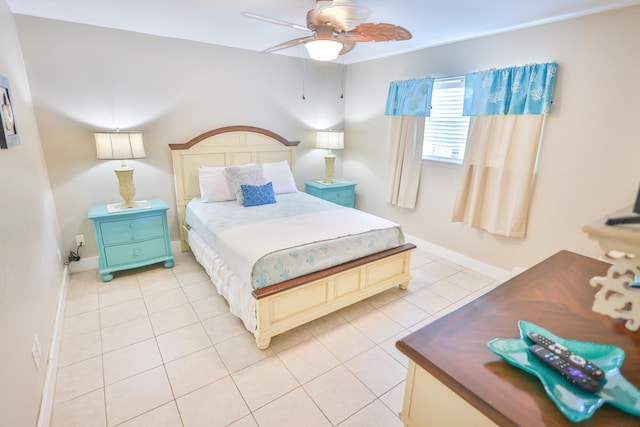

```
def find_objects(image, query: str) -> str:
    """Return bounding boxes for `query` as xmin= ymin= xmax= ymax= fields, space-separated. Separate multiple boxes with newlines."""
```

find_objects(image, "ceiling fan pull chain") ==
xmin=302 ymin=58 xmax=306 ymax=100
xmin=341 ymin=63 xmax=345 ymax=99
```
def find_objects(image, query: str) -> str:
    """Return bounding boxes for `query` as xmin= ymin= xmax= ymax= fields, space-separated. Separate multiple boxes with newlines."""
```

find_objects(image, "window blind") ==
xmin=423 ymin=77 xmax=470 ymax=164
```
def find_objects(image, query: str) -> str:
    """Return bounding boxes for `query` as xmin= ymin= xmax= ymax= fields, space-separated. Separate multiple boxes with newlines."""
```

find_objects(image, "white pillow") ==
xmin=263 ymin=160 xmax=298 ymax=194
xmin=198 ymin=166 xmax=235 ymax=202
xmin=223 ymin=163 xmax=267 ymax=205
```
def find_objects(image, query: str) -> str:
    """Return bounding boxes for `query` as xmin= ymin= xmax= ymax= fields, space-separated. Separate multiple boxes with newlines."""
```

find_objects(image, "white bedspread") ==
xmin=188 ymin=228 xmax=258 ymax=331
xmin=186 ymin=192 xmax=404 ymax=289
xmin=216 ymin=208 xmax=400 ymax=287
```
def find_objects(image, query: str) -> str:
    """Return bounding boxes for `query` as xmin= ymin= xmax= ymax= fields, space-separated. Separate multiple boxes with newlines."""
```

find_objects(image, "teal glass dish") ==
xmin=487 ymin=320 xmax=640 ymax=422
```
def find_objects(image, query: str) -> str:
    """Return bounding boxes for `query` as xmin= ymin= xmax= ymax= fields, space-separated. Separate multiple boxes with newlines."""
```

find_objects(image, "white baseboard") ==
xmin=68 ymin=240 xmax=184 ymax=273
xmin=37 ymin=265 xmax=69 ymax=427
xmin=68 ymin=254 xmax=97 ymax=273
xmin=405 ymin=234 xmax=512 ymax=282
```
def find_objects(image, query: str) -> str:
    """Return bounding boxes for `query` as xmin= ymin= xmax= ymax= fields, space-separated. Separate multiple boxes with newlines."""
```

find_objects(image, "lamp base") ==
xmin=114 ymin=167 xmax=137 ymax=209
xmin=107 ymin=200 xmax=152 ymax=213
xmin=324 ymin=152 xmax=336 ymax=184
xmin=118 ymin=201 xmax=139 ymax=209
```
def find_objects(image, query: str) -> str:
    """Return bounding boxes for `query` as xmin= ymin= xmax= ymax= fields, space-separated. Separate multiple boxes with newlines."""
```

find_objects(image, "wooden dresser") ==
xmin=396 ymin=250 xmax=640 ymax=426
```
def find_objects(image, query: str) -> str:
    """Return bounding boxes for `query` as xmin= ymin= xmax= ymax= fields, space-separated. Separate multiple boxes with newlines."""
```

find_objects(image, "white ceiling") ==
xmin=7 ymin=0 xmax=640 ymax=64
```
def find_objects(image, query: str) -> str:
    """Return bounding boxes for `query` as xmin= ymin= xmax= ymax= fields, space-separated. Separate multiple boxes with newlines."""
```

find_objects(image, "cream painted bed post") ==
xmin=399 ymin=251 xmax=411 ymax=290
xmin=178 ymin=208 xmax=189 ymax=252
xmin=254 ymin=301 xmax=272 ymax=350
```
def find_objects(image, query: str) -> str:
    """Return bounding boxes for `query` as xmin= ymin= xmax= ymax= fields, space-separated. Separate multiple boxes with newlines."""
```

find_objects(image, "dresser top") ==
xmin=305 ymin=179 xmax=356 ymax=189
xmin=88 ymin=198 xmax=168 ymax=219
xmin=396 ymin=250 xmax=640 ymax=426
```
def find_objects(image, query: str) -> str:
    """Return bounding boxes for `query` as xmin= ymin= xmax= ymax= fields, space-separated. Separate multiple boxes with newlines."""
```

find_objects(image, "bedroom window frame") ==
xmin=422 ymin=76 xmax=470 ymax=165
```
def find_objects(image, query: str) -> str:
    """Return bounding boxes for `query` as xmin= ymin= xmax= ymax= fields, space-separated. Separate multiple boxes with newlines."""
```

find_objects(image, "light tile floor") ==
xmin=52 ymin=248 xmax=502 ymax=427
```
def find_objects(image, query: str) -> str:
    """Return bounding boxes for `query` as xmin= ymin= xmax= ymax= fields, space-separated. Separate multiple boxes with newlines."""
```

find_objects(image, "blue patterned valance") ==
xmin=385 ymin=78 xmax=434 ymax=117
xmin=463 ymin=62 xmax=558 ymax=116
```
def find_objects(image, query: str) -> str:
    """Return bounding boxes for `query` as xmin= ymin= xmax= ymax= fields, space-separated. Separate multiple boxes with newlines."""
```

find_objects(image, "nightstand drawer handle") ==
xmin=133 ymin=249 xmax=141 ymax=257
xmin=130 ymin=233 xmax=139 ymax=241
xmin=129 ymin=222 xmax=137 ymax=229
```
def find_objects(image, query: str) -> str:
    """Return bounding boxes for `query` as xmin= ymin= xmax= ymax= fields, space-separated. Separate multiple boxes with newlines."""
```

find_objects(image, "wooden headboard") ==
xmin=169 ymin=125 xmax=300 ymax=251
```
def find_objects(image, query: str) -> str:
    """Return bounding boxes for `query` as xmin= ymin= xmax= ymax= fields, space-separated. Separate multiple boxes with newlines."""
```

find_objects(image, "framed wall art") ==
xmin=0 ymin=75 xmax=19 ymax=149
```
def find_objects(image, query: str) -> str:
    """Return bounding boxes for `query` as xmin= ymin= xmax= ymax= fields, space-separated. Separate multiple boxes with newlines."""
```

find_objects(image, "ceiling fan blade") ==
xmin=241 ymin=12 xmax=311 ymax=32
xmin=263 ymin=36 xmax=314 ymax=53
xmin=315 ymin=1 xmax=371 ymax=32
xmin=340 ymin=23 xmax=412 ymax=42
xmin=339 ymin=40 xmax=356 ymax=55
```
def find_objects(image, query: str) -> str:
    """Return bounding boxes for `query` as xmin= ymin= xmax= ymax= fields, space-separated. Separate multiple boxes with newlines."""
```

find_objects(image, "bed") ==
xmin=170 ymin=125 xmax=415 ymax=349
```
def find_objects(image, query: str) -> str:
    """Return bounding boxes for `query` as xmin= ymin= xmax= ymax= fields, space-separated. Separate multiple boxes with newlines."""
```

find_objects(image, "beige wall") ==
xmin=0 ymin=1 xmax=65 ymax=426
xmin=15 ymin=16 xmax=347 ymax=260
xmin=344 ymin=5 xmax=640 ymax=271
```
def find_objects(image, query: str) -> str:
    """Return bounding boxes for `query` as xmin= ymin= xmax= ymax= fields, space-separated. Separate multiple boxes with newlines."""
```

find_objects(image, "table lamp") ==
xmin=316 ymin=130 xmax=344 ymax=184
xmin=95 ymin=131 xmax=145 ymax=209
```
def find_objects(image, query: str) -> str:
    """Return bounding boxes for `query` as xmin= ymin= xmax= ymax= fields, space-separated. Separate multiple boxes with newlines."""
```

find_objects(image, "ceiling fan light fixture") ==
xmin=305 ymin=39 xmax=343 ymax=61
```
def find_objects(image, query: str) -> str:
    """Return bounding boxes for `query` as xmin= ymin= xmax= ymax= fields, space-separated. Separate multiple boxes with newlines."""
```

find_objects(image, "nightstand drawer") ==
xmin=321 ymin=188 xmax=354 ymax=206
xmin=104 ymin=238 xmax=169 ymax=266
xmin=101 ymin=225 xmax=165 ymax=246
xmin=100 ymin=215 xmax=163 ymax=235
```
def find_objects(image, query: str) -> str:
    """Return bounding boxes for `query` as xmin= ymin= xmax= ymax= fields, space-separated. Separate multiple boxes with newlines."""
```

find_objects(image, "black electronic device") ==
xmin=526 ymin=331 xmax=605 ymax=380
xmin=606 ymin=182 xmax=640 ymax=225
xmin=528 ymin=345 xmax=604 ymax=393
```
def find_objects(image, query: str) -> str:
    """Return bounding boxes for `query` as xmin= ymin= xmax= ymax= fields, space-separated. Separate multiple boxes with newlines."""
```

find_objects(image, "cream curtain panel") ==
xmin=452 ymin=62 xmax=557 ymax=237
xmin=451 ymin=115 xmax=544 ymax=237
xmin=387 ymin=115 xmax=426 ymax=208
xmin=384 ymin=78 xmax=434 ymax=209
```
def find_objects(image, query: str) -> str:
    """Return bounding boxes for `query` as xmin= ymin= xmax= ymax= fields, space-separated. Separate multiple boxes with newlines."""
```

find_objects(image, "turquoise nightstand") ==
xmin=88 ymin=198 xmax=174 ymax=282
xmin=305 ymin=179 xmax=357 ymax=208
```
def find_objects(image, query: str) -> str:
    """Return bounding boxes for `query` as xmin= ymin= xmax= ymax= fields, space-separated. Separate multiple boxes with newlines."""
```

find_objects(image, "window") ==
xmin=422 ymin=77 xmax=470 ymax=164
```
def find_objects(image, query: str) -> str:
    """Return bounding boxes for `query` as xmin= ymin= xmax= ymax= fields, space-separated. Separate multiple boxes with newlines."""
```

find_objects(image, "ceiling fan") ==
xmin=242 ymin=0 xmax=412 ymax=61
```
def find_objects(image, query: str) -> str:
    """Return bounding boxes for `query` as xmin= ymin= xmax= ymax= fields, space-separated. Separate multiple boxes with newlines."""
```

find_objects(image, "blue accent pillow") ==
xmin=241 ymin=182 xmax=277 ymax=207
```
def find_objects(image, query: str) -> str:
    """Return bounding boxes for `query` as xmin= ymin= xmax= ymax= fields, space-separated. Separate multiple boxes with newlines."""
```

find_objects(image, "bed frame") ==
xmin=170 ymin=125 xmax=415 ymax=349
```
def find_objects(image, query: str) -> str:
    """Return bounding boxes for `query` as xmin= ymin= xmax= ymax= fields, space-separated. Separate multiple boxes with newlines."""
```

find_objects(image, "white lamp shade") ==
xmin=316 ymin=131 xmax=344 ymax=150
xmin=305 ymin=39 xmax=343 ymax=61
xmin=95 ymin=132 xmax=146 ymax=160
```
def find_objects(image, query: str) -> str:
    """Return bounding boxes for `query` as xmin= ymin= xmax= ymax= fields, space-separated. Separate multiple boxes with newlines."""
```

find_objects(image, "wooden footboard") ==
xmin=252 ymin=243 xmax=416 ymax=349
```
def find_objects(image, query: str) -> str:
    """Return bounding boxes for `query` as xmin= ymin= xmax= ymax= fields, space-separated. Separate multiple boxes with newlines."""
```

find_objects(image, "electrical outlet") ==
xmin=32 ymin=335 xmax=41 ymax=369
xmin=76 ymin=234 xmax=85 ymax=247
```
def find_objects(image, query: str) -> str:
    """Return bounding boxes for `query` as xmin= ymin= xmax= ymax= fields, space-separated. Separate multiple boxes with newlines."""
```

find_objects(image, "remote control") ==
xmin=526 ymin=331 xmax=605 ymax=380
xmin=528 ymin=345 xmax=604 ymax=393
